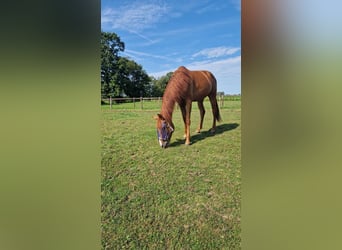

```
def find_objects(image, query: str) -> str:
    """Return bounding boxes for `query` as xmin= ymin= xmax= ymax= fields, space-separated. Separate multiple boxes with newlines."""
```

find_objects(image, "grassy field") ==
xmin=101 ymin=98 xmax=241 ymax=249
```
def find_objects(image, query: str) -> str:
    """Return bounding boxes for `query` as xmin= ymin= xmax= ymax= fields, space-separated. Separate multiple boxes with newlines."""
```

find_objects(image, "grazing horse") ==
xmin=154 ymin=66 xmax=221 ymax=148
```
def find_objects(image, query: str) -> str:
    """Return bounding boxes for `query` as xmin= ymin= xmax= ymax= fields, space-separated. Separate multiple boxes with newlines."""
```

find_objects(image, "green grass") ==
xmin=101 ymin=99 xmax=241 ymax=249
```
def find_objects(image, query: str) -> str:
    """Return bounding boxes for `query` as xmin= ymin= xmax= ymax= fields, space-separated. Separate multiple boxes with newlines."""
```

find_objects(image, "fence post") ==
xmin=133 ymin=97 xmax=135 ymax=109
xmin=140 ymin=97 xmax=143 ymax=110
xmin=109 ymin=96 xmax=112 ymax=110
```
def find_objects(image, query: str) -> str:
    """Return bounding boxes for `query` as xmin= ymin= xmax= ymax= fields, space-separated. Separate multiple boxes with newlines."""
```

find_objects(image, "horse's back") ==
xmin=173 ymin=66 xmax=217 ymax=101
xmin=189 ymin=70 xmax=216 ymax=100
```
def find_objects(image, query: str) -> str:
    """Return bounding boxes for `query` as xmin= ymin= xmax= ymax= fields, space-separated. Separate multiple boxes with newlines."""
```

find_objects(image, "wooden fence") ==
xmin=101 ymin=95 xmax=240 ymax=110
xmin=101 ymin=97 xmax=161 ymax=110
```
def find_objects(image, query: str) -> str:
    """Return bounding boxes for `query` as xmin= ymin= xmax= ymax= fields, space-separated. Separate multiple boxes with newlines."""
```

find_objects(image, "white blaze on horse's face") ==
xmin=159 ymin=137 xmax=168 ymax=148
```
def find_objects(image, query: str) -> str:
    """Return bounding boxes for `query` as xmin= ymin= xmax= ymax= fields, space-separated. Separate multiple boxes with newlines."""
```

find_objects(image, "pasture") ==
xmin=101 ymin=98 xmax=241 ymax=249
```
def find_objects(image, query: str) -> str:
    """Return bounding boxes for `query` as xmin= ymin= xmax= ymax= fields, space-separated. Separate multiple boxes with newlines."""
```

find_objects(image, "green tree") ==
xmin=101 ymin=31 xmax=124 ymax=98
xmin=150 ymin=72 xmax=173 ymax=97
xmin=116 ymin=57 xmax=151 ymax=97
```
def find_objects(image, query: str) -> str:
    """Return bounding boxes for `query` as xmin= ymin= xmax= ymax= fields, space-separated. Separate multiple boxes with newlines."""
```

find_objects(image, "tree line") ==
xmin=101 ymin=31 xmax=172 ymax=99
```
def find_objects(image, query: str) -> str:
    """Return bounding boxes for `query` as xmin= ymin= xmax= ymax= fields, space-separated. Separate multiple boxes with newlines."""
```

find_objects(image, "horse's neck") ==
xmin=161 ymin=96 xmax=175 ymax=125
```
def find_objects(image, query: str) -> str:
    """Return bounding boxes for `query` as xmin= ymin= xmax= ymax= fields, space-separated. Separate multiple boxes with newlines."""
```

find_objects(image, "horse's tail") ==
xmin=212 ymin=97 xmax=222 ymax=122
xmin=209 ymin=74 xmax=222 ymax=122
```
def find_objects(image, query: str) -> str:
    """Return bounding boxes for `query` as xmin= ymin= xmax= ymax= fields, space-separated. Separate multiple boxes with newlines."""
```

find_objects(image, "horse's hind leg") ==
xmin=196 ymin=101 xmax=205 ymax=133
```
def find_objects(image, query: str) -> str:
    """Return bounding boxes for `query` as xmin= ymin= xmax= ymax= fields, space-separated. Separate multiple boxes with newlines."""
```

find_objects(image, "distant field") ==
xmin=101 ymin=99 xmax=241 ymax=249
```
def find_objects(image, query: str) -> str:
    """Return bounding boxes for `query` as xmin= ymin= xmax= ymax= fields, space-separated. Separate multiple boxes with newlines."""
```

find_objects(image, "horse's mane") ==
xmin=161 ymin=66 xmax=191 ymax=123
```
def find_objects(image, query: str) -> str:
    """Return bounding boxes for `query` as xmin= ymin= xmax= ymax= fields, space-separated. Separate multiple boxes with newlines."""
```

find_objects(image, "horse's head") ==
xmin=154 ymin=114 xmax=174 ymax=148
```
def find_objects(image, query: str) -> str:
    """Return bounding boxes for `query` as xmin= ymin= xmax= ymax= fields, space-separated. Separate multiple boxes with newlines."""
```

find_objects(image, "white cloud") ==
xmin=192 ymin=46 xmax=240 ymax=59
xmin=196 ymin=3 xmax=220 ymax=14
xmin=187 ymin=56 xmax=241 ymax=76
xmin=101 ymin=2 xmax=169 ymax=32
xmin=129 ymin=31 xmax=161 ymax=45
xmin=124 ymin=49 xmax=171 ymax=61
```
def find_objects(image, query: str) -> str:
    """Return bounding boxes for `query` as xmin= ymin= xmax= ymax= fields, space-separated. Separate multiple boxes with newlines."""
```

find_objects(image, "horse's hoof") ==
xmin=195 ymin=129 xmax=201 ymax=133
xmin=185 ymin=141 xmax=191 ymax=146
xmin=210 ymin=128 xmax=215 ymax=133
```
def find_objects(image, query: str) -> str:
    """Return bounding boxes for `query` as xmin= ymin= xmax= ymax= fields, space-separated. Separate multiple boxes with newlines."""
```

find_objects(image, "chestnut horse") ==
xmin=154 ymin=66 xmax=221 ymax=148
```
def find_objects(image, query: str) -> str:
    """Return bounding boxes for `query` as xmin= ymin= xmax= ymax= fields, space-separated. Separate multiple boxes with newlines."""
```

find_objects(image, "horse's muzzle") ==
xmin=159 ymin=139 xmax=168 ymax=148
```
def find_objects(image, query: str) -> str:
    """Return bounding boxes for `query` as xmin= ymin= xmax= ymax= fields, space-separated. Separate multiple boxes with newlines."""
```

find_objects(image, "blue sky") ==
xmin=101 ymin=0 xmax=241 ymax=94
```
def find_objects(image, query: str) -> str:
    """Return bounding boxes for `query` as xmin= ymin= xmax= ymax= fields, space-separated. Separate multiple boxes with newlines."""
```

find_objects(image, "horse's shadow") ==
xmin=169 ymin=123 xmax=239 ymax=147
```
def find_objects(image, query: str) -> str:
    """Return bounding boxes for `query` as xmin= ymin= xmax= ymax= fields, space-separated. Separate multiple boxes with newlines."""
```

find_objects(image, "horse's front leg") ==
xmin=180 ymin=105 xmax=187 ymax=140
xmin=184 ymin=101 xmax=192 ymax=145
